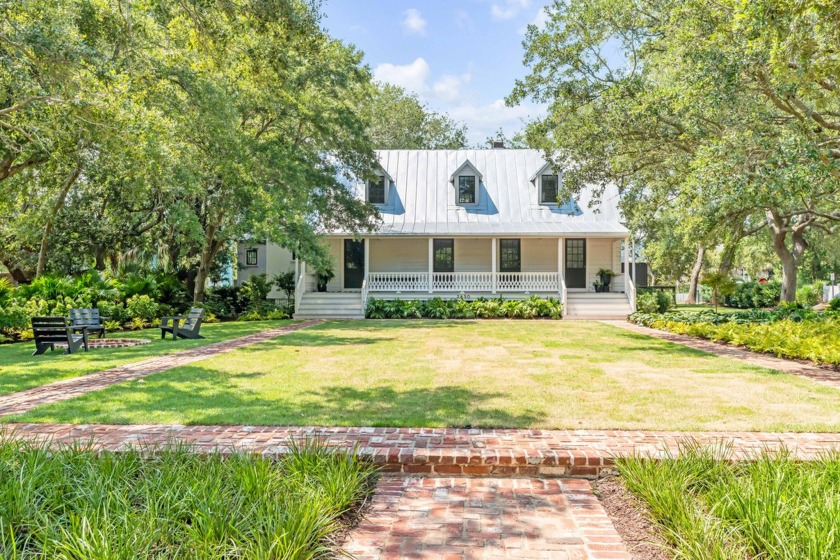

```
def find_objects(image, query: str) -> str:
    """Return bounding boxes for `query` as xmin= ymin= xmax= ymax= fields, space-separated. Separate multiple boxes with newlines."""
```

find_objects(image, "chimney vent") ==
xmin=492 ymin=140 xmax=505 ymax=149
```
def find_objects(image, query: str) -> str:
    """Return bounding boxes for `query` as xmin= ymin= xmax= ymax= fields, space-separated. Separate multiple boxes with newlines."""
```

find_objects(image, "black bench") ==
xmin=160 ymin=307 xmax=205 ymax=340
xmin=31 ymin=316 xmax=89 ymax=355
xmin=69 ymin=308 xmax=109 ymax=339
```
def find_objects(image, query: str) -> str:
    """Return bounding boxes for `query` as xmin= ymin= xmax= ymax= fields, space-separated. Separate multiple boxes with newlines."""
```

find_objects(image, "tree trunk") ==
xmin=685 ymin=244 xmax=705 ymax=304
xmin=35 ymin=163 xmax=82 ymax=277
xmin=766 ymin=210 xmax=808 ymax=303
xmin=94 ymin=246 xmax=107 ymax=271
xmin=193 ymin=222 xmax=224 ymax=303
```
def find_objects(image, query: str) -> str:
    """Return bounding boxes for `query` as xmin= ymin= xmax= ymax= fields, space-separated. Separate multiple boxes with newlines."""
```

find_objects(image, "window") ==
xmin=540 ymin=174 xmax=559 ymax=205
xmin=368 ymin=176 xmax=386 ymax=204
xmin=433 ymin=239 xmax=455 ymax=272
xmin=499 ymin=239 xmax=521 ymax=272
xmin=245 ymin=248 xmax=258 ymax=266
xmin=458 ymin=176 xmax=476 ymax=204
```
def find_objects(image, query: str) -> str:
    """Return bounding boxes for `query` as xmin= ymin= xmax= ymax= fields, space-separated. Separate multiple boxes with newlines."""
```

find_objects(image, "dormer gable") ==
xmin=449 ymin=159 xmax=482 ymax=206
xmin=365 ymin=165 xmax=393 ymax=206
xmin=529 ymin=162 xmax=561 ymax=206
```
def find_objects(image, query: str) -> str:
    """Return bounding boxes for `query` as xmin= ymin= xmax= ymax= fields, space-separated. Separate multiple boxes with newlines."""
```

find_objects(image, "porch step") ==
xmin=565 ymin=293 xmax=633 ymax=318
xmin=294 ymin=292 xmax=365 ymax=319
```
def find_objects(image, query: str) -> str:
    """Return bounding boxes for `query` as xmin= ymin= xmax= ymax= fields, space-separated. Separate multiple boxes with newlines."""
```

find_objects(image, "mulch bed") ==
xmin=593 ymin=476 xmax=672 ymax=560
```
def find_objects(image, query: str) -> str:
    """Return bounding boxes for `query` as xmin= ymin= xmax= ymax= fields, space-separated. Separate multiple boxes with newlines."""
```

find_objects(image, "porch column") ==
xmin=300 ymin=261 xmax=306 ymax=292
xmin=363 ymin=238 xmax=370 ymax=284
xmin=491 ymin=238 xmax=497 ymax=294
xmin=631 ymin=238 xmax=636 ymax=283
xmin=428 ymin=238 xmax=434 ymax=293
xmin=557 ymin=238 xmax=563 ymax=295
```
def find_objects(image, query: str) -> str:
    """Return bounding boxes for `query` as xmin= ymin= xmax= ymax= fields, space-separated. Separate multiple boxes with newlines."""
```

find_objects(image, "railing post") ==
xmin=491 ymin=238 xmax=497 ymax=294
xmin=557 ymin=238 xmax=564 ymax=295
xmin=428 ymin=238 xmax=434 ymax=293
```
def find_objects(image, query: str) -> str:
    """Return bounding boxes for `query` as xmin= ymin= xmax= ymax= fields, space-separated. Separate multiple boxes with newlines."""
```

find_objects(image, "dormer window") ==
xmin=540 ymin=174 xmax=559 ymax=205
xmin=458 ymin=175 xmax=476 ymax=204
xmin=367 ymin=176 xmax=386 ymax=205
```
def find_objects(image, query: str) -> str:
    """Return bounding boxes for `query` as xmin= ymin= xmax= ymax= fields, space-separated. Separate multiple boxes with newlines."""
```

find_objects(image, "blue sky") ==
xmin=322 ymin=0 xmax=550 ymax=145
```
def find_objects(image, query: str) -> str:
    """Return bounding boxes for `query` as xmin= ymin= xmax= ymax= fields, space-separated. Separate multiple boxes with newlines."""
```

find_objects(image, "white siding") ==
xmin=370 ymin=239 xmax=428 ymax=272
xmin=454 ymin=238 xmax=492 ymax=272
xmin=521 ymin=238 xmax=559 ymax=272
xmin=236 ymin=243 xmax=267 ymax=285
xmin=586 ymin=238 xmax=615 ymax=290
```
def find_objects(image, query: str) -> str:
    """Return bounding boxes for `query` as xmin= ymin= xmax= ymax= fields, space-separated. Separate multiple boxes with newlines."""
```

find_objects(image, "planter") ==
xmin=317 ymin=282 xmax=328 ymax=293
xmin=598 ymin=273 xmax=613 ymax=290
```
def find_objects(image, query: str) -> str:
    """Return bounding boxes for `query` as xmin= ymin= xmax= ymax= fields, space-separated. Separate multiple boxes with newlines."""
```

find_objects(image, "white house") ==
xmin=237 ymin=148 xmax=639 ymax=318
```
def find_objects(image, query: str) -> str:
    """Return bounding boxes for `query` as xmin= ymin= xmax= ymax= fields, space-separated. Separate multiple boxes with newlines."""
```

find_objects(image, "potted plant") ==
xmin=316 ymin=266 xmax=335 ymax=292
xmin=597 ymin=268 xmax=615 ymax=291
xmin=592 ymin=279 xmax=604 ymax=293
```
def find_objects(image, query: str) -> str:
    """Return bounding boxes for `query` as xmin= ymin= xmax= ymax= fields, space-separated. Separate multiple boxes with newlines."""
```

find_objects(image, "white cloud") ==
xmin=448 ymin=99 xmax=547 ymax=144
xmin=401 ymin=8 xmax=427 ymax=36
xmin=373 ymin=58 xmax=432 ymax=94
xmin=490 ymin=0 xmax=530 ymax=21
xmin=432 ymin=73 xmax=472 ymax=102
xmin=455 ymin=9 xmax=473 ymax=29
xmin=518 ymin=7 xmax=549 ymax=34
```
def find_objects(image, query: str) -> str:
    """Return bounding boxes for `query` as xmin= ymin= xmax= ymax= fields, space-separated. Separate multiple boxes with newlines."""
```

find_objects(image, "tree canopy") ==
xmin=510 ymin=0 xmax=840 ymax=300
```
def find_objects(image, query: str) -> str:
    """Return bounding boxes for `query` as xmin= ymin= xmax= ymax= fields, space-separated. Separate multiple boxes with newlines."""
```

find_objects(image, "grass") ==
xmin=0 ymin=435 xmax=376 ymax=559
xmin=0 ymin=321 xmax=293 ymax=396
xmin=11 ymin=320 xmax=840 ymax=431
xmin=619 ymin=442 xmax=840 ymax=559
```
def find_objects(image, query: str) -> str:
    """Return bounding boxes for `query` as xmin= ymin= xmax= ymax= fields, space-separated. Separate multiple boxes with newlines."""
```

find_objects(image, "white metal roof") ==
xmin=331 ymin=149 xmax=628 ymax=237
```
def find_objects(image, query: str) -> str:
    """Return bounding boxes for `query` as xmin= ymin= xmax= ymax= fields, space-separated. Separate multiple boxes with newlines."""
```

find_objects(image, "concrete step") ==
xmin=294 ymin=313 xmax=364 ymax=319
xmin=297 ymin=303 xmax=364 ymax=311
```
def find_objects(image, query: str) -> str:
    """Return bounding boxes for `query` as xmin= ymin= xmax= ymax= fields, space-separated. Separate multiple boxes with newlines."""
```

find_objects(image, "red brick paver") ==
xmin=345 ymin=477 xmax=630 ymax=560
xmin=604 ymin=320 xmax=840 ymax=388
xmin=5 ymin=424 xmax=840 ymax=478
xmin=0 ymin=320 xmax=320 ymax=417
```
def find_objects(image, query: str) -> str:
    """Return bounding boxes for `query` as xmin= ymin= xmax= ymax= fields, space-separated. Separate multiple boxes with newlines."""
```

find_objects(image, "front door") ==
xmin=565 ymin=238 xmax=586 ymax=289
xmin=343 ymin=239 xmax=365 ymax=289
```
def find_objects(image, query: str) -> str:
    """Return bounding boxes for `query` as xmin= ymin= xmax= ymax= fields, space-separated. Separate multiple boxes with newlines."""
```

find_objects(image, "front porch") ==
xmin=294 ymin=236 xmax=638 ymax=316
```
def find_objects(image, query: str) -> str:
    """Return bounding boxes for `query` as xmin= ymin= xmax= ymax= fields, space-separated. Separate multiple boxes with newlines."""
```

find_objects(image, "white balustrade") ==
xmin=497 ymin=272 xmax=559 ymax=292
xmin=368 ymin=272 xmax=429 ymax=292
xmin=433 ymin=272 xmax=494 ymax=292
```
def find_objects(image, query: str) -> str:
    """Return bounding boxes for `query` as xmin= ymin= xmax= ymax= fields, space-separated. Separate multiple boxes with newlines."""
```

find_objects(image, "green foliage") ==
xmin=125 ymin=295 xmax=159 ymax=322
xmin=239 ymin=274 xmax=273 ymax=313
xmin=237 ymin=309 xmax=290 ymax=322
xmin=274 ymin=272 xmax=296 ymax=306
xmin=702 ymin=271 xmax=737 ymax=310
xmin=724 ymin=281 xmax=781 ymax=309
xmin=0 ymin=437 xmax=376 ymax=559
xmin=620 ymin=443 xmax=840 ymax=559
xmin=636 ymin=291 xmax=672 ymax=314
xmin=796 ymin=284 xmax=820 ymax=307
xmin=366 ymin=296 xmax=563 ymax=320
xmin=629 ymin=306 xmax=840 ymax=365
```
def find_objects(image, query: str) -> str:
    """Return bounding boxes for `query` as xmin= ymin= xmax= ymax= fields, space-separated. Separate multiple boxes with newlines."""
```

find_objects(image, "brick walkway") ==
xmin=345 ymin=477 xmax=629 ymax=560
xmin=0 ymin=320 xmax=320 ymax=417
xmin=604 ymin=320 xmax=840 ymax=388
xmin=5 ymin=423 xmax=840 ymax=478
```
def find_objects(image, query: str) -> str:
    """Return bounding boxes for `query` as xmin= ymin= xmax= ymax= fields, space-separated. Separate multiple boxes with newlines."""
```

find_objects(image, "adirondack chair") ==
xmin=160 ymin=307 xmax=205 ymax=340
xmin=69 ymin=308 xmax=109 ymax=339
xmin=31 ymin=316 xmax=89 ymax=355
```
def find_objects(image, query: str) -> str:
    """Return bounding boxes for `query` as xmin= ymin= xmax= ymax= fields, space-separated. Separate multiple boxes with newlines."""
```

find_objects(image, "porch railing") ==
xmin=497 ymin=272 xmax=559 ymax=292
xmin=294 ymin=262 xmax=306 ymax=313
xmin=626 ymin=274 xmax=637 ymax=312
xmin=367 ymin=272 xmax=429 ymax=292
xmin=367 ymin=271 xmax=561 ymax=293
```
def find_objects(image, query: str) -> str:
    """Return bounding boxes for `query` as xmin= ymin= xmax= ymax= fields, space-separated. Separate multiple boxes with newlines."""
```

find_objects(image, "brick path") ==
xmin=604 ymin=320 xmax=840 ymax=388
xmin=0 ymin=320 xmax=320 ymax=417
xmin=5 ymin=423 xmax=840 ymax=478
xmin=345 ymin=477 xmax=630 ymax=560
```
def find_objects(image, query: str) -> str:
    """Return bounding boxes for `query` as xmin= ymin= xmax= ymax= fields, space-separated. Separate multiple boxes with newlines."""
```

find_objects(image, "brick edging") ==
xmin=4 ymin=423 xmax=840 ymax=479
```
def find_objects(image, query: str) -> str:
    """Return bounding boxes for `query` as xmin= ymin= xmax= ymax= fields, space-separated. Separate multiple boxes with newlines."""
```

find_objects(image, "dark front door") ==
xmin=343 ymin=239 xmax=365 ymax=289
xmin=565 ymin=238 xmax=586 ymax=289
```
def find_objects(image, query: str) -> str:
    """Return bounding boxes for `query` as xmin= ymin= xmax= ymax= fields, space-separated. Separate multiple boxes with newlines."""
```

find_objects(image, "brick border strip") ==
xmin=603 ymin=320 xmax=840 ymax=388
xmin=4 ymin=424 xmax=840 ymax=479
xmin=0 ymin=320 xmax=321 ymax=417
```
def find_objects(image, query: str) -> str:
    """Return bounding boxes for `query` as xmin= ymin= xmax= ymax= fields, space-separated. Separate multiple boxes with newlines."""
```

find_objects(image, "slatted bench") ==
xmin=160 ymin=307 xmax=205 ymax=340
xmin=69 ymin=308 xmax=109 ymax=339
xmin=31 ymin=317 xmax=89 ymax=355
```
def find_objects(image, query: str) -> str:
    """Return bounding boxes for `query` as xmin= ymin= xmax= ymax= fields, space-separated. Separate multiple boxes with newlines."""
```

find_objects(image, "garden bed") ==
xmin=616 ymin=443 xmax=840 ymax=559
xmin=0 ymin=437 xmax=376 ymax=558
xmin=629 ymin=304 xmax=840 ymax=367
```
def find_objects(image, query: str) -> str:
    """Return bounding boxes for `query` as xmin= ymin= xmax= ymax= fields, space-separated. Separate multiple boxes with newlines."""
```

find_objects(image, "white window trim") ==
xmin=366 ymin=175 xmax=388 ymax=205
xmin=539 ymin=174 xmax=559 ymax=206
xmin=456 ymin=175 xmax=479 ymax=206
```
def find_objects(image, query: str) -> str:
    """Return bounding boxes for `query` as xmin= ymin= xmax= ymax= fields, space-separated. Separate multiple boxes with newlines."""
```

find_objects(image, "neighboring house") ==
xmin=238 ymin=148 xmax=639 ymax=318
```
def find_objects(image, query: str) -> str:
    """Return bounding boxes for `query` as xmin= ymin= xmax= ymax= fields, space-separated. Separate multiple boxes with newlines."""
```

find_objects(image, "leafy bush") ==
xmin=723 ymin=280 xmax=781 ymax=308
xmin=125 ymin=294 xmax=160 ymax=321
xmin=239 ymin=274 xmax=273 ymax=312
xmin=0 ymin=278 xmax=12 ymax=307
xmin=796 ymin=284 xmax=820 ymax=306
xmin=0 ymin=438 xmax=376 ymax=559
xmin=629 ymin=305 xmax=840 ymax=365
xmin=237 ymin=308 xmax=290 ymax=321
xmin=366 ymin=296 xmax=562 ymax=320
xmin=205 ymin=285 xmax=246 ymax=319
xmin=637 ymin=291 xmax=672 ymax=314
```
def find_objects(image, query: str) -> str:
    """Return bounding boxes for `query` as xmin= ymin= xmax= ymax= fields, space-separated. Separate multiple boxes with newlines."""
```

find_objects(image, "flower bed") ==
xmin=629 ymin=301 xmax=840 ymax=366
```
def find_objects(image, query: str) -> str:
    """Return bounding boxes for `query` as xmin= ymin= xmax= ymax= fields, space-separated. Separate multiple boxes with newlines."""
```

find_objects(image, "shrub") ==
xmin=239 ymin=274 xmax=273 ymax=312
xmin=724 ymin=280 xmax=781 ymax=308
xmin=365 ymin=296 xmax=563 ymax=320
xmin=274 ymin=271 xmax=296 ymax=306
xmin=125 ymin=294 xmax=159 ymax=321
xmin=796 ymin=284 xmax=820 ymax=306
xmin=205 ymin=285 xmax=245 ymax=319
xmin=637 ymin=292 xmax=671 ymax=314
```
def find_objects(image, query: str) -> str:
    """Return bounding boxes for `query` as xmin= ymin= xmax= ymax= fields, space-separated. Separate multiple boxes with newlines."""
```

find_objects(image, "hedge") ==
xmin=366 ymin=296 xmax=563 ymax=319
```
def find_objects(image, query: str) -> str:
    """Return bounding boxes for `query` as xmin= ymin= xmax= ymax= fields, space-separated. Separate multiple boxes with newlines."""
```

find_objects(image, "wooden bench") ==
xmin=31 ymin=317 xmax=89 ymax=355
xmin=160 ymin=307 xmax=205 ymax=340
xmin=69 ymin=308 xmax=109 ymax=339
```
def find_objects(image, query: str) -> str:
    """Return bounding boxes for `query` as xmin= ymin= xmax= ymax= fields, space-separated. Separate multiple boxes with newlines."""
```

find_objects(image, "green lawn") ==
xmin=10 ymin=320 xmax=840 ymax=432
xmin=0 ymin=321 xmax=293 ymax=396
